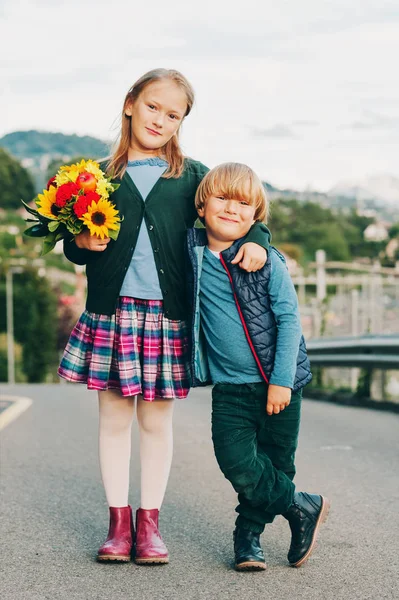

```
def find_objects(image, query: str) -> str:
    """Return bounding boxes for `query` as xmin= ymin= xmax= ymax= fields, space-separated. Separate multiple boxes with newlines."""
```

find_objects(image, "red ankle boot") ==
xmin=97 ymin=505 xmax=134 ymax=562
xmin=134 ymin=508 xmax=169 ymax=564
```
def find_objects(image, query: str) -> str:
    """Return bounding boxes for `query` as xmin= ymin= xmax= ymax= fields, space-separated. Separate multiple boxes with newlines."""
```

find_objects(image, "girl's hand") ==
xmin=266 ymin=384 xmax=291 ymax=415
xmin=231 ymin=242 xmax=267 ymax=272
xmin=75 ymin=229 xmax=111 ymax=252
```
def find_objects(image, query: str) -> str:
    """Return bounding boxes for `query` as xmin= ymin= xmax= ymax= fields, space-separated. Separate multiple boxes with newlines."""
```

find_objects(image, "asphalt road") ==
xmin=1 ymin=384 xmax=398 ymax=600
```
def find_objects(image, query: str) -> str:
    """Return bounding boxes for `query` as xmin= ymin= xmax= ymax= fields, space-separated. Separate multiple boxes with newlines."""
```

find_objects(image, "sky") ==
xmin=1 ymin=0 xmax=398 ymax=191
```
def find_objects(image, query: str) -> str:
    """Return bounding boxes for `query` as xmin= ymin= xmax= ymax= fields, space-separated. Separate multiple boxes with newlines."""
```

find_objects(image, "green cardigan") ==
xmin=63 ymin=158 xmax=271 ymax=319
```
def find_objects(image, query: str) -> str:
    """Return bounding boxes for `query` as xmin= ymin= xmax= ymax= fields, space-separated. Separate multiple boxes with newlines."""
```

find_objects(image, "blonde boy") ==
xmin=186 ymin=163 xmax=330 ymax=571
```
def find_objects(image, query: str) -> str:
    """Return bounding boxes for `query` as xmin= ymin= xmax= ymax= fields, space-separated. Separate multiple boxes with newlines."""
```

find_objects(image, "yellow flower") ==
xmin=84 ymin=160 xmax=103 ymax=179
xmin=81 ymin=199 xmax=120 ymax=240
xmin=56 ymin=169 xmax=80 ymax=186
xmin=56 ymin=159 xmax=104 ymax=187
xmin=60 ymin=159 xmax=85 ymax=174
xmin=95 ymin=178 xmax=110 ymax=199
xmin=36 ymin=186 xmax=59 ymax=219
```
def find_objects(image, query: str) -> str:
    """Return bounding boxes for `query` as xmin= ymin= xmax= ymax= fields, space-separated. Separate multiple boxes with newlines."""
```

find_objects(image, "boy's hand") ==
xmin=231 ymin=243 xmax=267 ymax=272
xmin=266 ymin=384 xmax=291 ymax=415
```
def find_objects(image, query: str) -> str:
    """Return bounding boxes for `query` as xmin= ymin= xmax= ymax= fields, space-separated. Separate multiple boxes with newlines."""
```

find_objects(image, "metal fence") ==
xmin=293 ymin=251 xmax=399 ymax=339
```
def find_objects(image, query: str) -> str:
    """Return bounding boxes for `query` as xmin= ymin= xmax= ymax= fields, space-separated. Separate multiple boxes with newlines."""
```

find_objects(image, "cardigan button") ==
xmin=148 ymin=225 xmax=154 ymax=230
xmin=159 ymin=268 xmax=164 ymax=275
xmin=154 ymin=248 xmax=159 ymax=253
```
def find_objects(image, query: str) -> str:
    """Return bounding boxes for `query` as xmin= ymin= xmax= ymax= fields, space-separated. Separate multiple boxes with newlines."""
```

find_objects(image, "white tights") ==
xmin=98 ymin=389 xmax=174 ymax=509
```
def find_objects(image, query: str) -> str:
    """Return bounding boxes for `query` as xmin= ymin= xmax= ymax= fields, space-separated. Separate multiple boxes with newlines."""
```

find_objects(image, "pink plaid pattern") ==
xmin=58 ymin=297 xmax=190 ymax=401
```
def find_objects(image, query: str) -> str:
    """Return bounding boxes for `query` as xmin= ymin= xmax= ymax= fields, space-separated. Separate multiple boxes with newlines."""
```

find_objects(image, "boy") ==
xmin=186 ymin=163 xmax=330 ymax=571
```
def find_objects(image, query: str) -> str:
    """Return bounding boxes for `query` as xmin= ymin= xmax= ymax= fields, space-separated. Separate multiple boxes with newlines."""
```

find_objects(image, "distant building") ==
xmin=363 ymin=223 xmax=389 ymax=242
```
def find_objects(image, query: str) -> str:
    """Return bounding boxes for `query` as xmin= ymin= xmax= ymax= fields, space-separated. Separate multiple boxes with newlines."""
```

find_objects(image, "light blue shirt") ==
xmin=199 ymin=247 xmax=302 ymax=387
xmin=119 ymin=158 xmax=168 ymax=299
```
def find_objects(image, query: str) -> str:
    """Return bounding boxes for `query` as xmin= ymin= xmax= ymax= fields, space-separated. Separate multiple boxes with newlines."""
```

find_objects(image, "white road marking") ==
xmin=0 ymin=395 xmax=33 ymax=430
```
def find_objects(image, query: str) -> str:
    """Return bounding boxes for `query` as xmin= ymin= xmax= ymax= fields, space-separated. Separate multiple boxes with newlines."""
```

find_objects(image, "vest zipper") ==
xmin=219 ymin=254 xmax=269 ymax=384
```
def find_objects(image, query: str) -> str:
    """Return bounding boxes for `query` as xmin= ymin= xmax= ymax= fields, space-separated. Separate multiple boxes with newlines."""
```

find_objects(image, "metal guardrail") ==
xmin=306 ymin=335 xmax=399 ymax=368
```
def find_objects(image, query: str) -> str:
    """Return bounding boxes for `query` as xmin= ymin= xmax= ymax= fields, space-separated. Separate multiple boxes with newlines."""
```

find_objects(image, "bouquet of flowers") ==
xmin=22 ymin=159 xmax=121 ymax=255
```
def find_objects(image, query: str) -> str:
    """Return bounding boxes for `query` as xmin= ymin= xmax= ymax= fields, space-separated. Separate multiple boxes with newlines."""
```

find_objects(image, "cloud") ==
xmin=342 ymin=111 xmax=399 ymax=131
xmin=4 ymin=66 xmax=119 ymax=95
xmin=125 ymin=24 xmax=305 ymax=61
xmin=144 ymin=1 xmax=399 ymax=61
xmin=251 ymin=124 xmax=300 ymax=139
xmin=1 ymin=0 xmax=398 ymax=190
xmin=292 ymin=120 xmax=319 ymax=127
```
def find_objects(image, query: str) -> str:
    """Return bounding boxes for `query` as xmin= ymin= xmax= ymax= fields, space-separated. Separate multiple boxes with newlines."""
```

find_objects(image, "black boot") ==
xmin=283 ymin=492 xmax=330 ymax=567
xmin=233 ymin=528 xmax=266 ymax=571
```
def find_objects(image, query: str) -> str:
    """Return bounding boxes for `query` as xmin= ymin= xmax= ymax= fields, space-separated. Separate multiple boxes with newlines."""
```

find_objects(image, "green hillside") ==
xmin=0 ymin=130 xmax=109 ymax=160
xmin=0 ymin=130 xmax=110 ymax=192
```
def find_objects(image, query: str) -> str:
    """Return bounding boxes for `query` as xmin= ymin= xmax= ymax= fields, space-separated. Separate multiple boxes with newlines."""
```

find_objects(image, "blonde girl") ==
xmin=58 ymin=68 xmax=271 ymax=564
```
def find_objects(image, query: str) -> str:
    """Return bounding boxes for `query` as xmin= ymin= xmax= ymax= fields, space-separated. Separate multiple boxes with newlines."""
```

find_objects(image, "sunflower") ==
xmin=80 ymin=199 xmax=120 ymax=239
xmin=36 ymin=186 xmax=60 ymax=219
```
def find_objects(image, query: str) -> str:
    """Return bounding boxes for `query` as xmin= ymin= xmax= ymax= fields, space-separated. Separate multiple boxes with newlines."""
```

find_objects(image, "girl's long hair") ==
xmin=107 ymin=69 xmax=194 ymax=180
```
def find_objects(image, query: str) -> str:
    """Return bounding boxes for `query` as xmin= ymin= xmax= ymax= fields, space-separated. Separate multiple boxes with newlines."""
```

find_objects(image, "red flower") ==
xmin=84 ymin=191 xmax=101 ymax=204
xmin=46 ymin=176 xmax=57 ymax=190
xmin=73 ymin=196 xmax=91 ymax=218
xmin=73 ymin=191 xmax=101 ymax=218
xmin=55 ymin=182 xmax=80 ymax=207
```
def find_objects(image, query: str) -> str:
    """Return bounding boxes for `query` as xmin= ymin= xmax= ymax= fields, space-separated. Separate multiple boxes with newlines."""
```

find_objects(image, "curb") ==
xmin=305 ymin=389 xmax=399 ymax=414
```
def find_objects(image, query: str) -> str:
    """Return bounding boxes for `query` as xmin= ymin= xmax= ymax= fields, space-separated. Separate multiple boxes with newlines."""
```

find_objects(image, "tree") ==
xmin=268 ymin=198 xmax=386 ymax=263
xmin=305 ymin=222 xmax=351 ymax=261
xmin=14 ymin=269 xmax=58 ymax=382
xmin=54 ymin=286 xmax=79 ymax=353
xmin=0 ymin=147 xmax=35 ymax=209
xmin=269 ymin=199 xmax=350 ymax=260
xmin=0 ymin=268 xmax=57 ymax=382
xmin=278 ymin=243 xmax=303 ymax=262
xmin=388 ymin=222 xmax=399 ymax=239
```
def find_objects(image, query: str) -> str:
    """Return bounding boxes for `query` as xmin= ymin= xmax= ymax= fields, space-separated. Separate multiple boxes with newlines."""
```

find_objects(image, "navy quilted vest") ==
xmin=186 ymin=228 xmax=312 ymax=392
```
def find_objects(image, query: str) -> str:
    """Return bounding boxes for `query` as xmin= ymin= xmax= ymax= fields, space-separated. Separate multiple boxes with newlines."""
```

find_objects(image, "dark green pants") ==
xmin=211 ymin=382 xmax=302 ymax=534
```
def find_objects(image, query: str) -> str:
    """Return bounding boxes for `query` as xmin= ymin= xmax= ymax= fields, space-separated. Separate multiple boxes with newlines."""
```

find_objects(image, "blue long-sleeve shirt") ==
xmin=199 ymin=247 xmax=302 ymax=387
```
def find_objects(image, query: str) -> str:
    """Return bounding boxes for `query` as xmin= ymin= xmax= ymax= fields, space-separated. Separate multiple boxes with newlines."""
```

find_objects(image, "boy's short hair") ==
xmin=195 ymin=162 xmax=269 ymax=223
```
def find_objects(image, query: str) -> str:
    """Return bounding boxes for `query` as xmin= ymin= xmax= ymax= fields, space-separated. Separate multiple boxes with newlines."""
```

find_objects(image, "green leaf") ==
xmin=41 ymin=232 xmax=57 ymax=255
xmin=41 ymin=239 xmax=56 ymax=255
xmin=24 ymin=223 xmax=49 ymax=238
xmin=66 ymin=223 xmax=79 ymax=235
xmin=21 ymin=199 xmax=39 ymax=217
xmin=47 ymin=220 xmax=60 ymax=232
xmin=37 ymin=213 xmax=56 ymax=224
xmin=108 ymin=228 xmax=119 ymax=241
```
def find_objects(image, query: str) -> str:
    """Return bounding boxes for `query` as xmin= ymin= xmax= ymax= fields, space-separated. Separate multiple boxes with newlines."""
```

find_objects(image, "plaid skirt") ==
xmin=58 ymin=297 xmax=190 ymax=401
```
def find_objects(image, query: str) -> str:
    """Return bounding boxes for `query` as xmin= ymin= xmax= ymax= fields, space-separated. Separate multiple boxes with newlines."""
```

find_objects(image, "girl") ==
xmin=58 ymin=68 xmax=271 ymax=565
